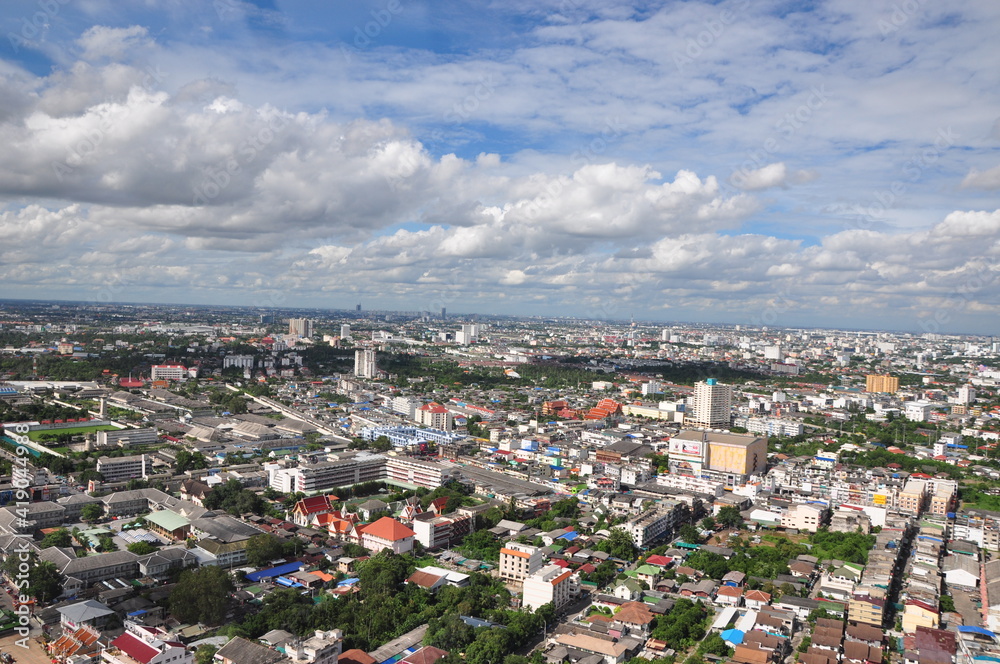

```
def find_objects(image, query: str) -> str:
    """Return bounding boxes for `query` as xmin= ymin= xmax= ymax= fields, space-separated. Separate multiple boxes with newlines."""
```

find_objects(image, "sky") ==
xmin=0 ymin=0 xmax=999 ymax=334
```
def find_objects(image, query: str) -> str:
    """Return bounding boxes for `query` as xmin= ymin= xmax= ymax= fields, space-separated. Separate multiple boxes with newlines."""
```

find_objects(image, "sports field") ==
xmin=27 ymin=425 xmax=118 ymax=441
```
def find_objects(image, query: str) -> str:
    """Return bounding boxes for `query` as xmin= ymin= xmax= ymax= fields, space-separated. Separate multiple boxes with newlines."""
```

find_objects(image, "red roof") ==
xmin=111 ymin=632 xmax=160 ymax=664
xmin=362 ymin=517 xmax=415 ymax=542
xmin=645 ymin=555 xmax=672 ymax=567
xmin=294 ymin=495 xmax=333 ymax=515
xmin=552 ymin=559 xmax=570 ymax=568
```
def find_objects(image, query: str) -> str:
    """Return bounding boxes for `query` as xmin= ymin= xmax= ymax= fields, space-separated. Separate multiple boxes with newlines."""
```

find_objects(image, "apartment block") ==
xmin=499 ymin=542 xmax=544 ymax=583
xmin=523 ymin=564 xmax=574 ymax=612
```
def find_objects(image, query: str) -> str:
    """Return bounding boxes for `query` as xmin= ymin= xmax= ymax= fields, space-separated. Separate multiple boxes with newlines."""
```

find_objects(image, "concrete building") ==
xmin=96 ymin=454 xmax=148 ymax=482
xmin=865 ymin=374 xmax=899 ymax=393
xmin=685 ymin=379 xmax=733 ymax=428
xmin=288 ymin=318 xmax=315 ymax=337
xmin=361 ymin=517 xmax=416 ymax=554
xmin=416 ymin=403 xmax=454 ymax=431
xmin=150 ymin=365 xmax=189 ymax=381
xmin=780 ymin=504 xmax=825 ymax=533
xmin=668 ymin=429 xmax=768 ymax=486
xmin=498 ymin=542 xmax=544 ymax=583
xmin=522 ymin=564 xmax=573 ymax=612
xmin=355 ymin=349 xmax=377 ymax=378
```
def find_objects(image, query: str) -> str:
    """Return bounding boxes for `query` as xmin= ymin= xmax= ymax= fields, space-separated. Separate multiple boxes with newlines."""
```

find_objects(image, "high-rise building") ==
xmin=957 ymin=385 xmax=976 ymax=404
xmin=354 ymin=349 xmax=377 ymax=378
xmin=456 ymin=324 xmax=480 ymax=345
xmin=289 ymin=318 xmax=314 ymax=337
xmin=865 ymin=374 xmax=899 ymax=393
xmin=685 ymin=379 xmax=733 ymax=428
xmin=356 ymin=304 xmax=361 ymax=312
xmin=441 ymin=307 xmax=446 ymax=319
xmin=340 ymin=324 xmax=352 ymax=339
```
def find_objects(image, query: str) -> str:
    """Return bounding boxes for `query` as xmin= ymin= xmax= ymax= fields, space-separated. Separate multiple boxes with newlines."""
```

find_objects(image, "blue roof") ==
xmin=721 ymin=629 xmax=744 ymax=645
xmin=276 ymin=576 xmax=303 ymax=588
xmin=245 ymin=561 xmax=303 ymax=582
xmin=959 ymin=626 xmax=996 ymax=637
xmin=557 ymin=531 xmax=579 ymax=541
xmin=337 ymin=578 xmax=359 ymax=586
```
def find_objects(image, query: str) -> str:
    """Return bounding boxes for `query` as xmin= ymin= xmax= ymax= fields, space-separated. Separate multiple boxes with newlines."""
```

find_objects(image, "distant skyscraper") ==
xmin=441 ymin=307 xmax=446 ymax=319
xmin=356 ymin=304 xmax=361 ymax=312
xmin=686 ymin=379 xmax=733 ymax=429
xmin=340 ymin=324 xmax=352 ymax=339
xmin=288 ymin=318 xmax=314 ymax=337
xmin=354 ymin=348 xmax=377 ymax=378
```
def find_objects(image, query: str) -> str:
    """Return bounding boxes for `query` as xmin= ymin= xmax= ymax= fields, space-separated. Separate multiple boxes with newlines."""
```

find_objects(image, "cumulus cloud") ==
xmin=731 ymin=162 xmax=819 ymax=191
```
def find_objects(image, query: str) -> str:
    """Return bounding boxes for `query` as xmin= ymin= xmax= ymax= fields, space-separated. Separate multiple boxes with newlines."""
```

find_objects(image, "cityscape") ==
xmin=0 ymin=298 xmax=997 ymax=664
xmin=1 ymin=2 xmax=999 ymax=664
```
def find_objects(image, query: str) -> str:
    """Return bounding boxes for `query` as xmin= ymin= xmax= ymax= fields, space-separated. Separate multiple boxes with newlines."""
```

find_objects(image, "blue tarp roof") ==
xmin=276 ymin=577 xmax=304 ymax=588
xmin=245 ymin=561 xmax=303 ymax=582
xmin=338 ymin=578 xmax=359 ymax=586
xmin=557 ymin=531 xmax=579 ymax=541
xmin=959 ymin=626 xmax=996 ymax=637
xmin=721 ymin=629 xmax=744 ymax=645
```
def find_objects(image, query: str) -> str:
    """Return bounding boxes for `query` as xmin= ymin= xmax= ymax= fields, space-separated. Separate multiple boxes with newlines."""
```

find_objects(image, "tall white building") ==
xmin=223 ymin=355 xmax=254 ymax=370
xmin=288 ymin=318 xmax=314 ymax=337
xmin=957 ymin=385 xmax=976 ymax=404
xmin=686 ymin=379 xmax=733 ymax=428
xmin=499 ymin=542 xmax=544 ymax=583
xmin=456 ymin=324 xmax=480 ymax=345
xmin=340 ymin=324 xmax=352 ymax=339
xmin=522 ymin=564 xmax=574 ymax=612
xmin=354 ymin=349 xmax=377 ymax=378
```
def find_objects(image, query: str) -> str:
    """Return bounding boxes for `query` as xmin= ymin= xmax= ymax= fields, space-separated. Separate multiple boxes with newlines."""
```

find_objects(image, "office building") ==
xmin=355 ymin=349 xmax=377 ymax=378
xmin=96 ymin=454 xmax=148 ymax=482
xmin=685 ymin=379 xmax=733 ymax=428
xmin=340 ymin=324 xmax=352 ymax=339
xmin=865 ymin=374 xmax=899 ymax=393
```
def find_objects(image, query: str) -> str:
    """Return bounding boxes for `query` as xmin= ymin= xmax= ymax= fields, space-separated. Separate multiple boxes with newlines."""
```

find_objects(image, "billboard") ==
xmin=669 ymin=439 xmax=704 ymax=458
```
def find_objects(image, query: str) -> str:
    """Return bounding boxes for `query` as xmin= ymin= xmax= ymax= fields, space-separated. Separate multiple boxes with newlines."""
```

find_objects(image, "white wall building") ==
xmin=523 ymin=564 xmax=574 ymax=612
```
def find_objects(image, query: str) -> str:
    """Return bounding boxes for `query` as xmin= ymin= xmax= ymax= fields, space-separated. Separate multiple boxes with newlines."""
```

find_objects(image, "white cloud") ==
xmin=962 ymin=165 xmax=1000 ymax=190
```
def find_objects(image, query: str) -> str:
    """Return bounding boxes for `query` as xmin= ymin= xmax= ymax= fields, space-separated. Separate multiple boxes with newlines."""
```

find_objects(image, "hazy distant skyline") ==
xmin=0 ymin=1 xmax=998 ymax=333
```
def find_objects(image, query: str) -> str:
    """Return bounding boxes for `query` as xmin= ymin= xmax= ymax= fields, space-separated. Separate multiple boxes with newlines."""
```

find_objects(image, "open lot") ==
xmin=0 ymin=633 xmax=50 ymax=664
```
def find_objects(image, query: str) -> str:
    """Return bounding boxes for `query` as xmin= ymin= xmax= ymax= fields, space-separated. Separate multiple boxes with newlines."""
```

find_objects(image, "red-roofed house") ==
xmin=645 ymin=555 xmax=672 ymax=568
xmin=105 ymin=624 xmax=192 ymax=664
xmin=291 ymin=495 xmax=336 ymax=527
xmin=361 ymin=517 xmax=416 ymax=554
xmin=744 ymin=589 xmax=772 ymax=610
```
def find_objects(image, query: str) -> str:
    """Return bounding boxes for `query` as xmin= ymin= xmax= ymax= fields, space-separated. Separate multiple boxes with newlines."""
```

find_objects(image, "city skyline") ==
xmin=0 ymin=1 xmax=998 ymax=333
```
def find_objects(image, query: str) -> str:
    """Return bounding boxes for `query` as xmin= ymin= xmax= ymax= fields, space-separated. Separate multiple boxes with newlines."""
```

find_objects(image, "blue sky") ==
xmin=0 ymin=0 xmax=999 ymax=333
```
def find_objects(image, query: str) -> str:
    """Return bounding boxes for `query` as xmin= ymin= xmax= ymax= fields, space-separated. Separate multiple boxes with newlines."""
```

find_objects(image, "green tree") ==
xmin=597 ymin=528 xmax=637 ymax=560
xmin=127 ymin=541 xmax=158 ymax=555
xmin=195 ymin=645 xmax=218 ymax=664
xmin=716 ymin=506 xmax=744 ymax=530
xmin=170 ymin=565 xmax=235 ymax=625
xmin=246 ymin=533 xmax=287 ymax=567
xmin=80 ymin=503 xmax=105 ymax=523
xmin=40 ymin=528 xmax=73 ymax=549
xmin=678 ymin=524 xmax=701 ymax=544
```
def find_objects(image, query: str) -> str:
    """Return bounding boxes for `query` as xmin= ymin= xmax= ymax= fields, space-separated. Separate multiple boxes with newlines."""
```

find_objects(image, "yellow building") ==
xmin=901 ymin=600 xmax=939 ymax=633
xmin=849 ymin=590 xmax=885 ymax=627
xmin=866 ymin=374 xmax=899 ymax=393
